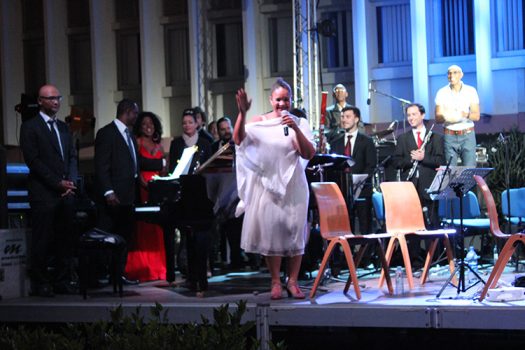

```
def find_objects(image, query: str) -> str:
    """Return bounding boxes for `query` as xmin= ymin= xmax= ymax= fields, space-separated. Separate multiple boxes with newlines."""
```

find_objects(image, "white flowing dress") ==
xmin=235 ymin=115 xmax=314 ymax=256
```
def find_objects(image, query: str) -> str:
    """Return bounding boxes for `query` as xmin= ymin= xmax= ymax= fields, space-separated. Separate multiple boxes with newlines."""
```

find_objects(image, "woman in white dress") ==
xmin=233 ymin=78 xmax=315 ymax=300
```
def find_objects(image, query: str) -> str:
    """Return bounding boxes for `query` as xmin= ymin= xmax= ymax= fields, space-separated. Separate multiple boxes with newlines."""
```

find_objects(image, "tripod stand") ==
xmin=431 ymin=167 xmax=493 ymax=298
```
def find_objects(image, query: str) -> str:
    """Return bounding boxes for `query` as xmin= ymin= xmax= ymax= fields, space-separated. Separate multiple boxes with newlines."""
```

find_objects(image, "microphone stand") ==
xmin=369 ymin=88 xmax=411 ymax=133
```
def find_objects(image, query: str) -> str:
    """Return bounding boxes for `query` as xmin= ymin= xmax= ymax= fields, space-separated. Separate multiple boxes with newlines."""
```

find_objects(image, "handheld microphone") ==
xmin=367 ymin=81 xmax=372 ymax=105
xmin=282 ymin=110 xmax=289 ymax=136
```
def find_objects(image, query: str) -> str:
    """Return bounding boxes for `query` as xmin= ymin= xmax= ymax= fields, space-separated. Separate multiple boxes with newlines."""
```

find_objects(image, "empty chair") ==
xmin=378 ymin=182 xmax=455 ymax=290
xmin=501 ymin=188 xmax=525 ymax=227
xmin=439 ymin=191 xmax=490 ymax=230
xmin=474 ymin=175 xmax=525 ymax=302
xmin=310 ymin=182 xmax=393 ymax=299
xmin=372 ymin=191 xmax=385 ymax=232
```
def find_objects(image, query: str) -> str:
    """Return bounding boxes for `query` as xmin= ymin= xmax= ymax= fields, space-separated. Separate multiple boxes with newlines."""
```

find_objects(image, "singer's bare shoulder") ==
xmin=247 ymin=115 xmax=264 ymax=123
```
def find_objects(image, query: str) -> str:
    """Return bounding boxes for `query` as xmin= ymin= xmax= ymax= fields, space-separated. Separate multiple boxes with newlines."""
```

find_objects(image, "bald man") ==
xmin=435 ymin=65 xmax=480 ymax=167
xmin=20 ymin=84 xmax=78 ymax=297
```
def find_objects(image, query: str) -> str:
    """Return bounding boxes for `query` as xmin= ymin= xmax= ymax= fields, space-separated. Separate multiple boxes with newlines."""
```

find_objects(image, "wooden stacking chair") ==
xmin=474 ymin=175 xmax=525 ymax=302
xmin=378 ymin=182 xmax=455 ymax=290
xmin=310 ymin=182 xmax=393 ymax=299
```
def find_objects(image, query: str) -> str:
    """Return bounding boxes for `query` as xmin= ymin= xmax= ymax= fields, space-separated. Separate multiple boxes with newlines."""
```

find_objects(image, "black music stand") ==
xmin=432 ymin=167 xmax=493 ymax=298
xmin=307 ymin=153 xmax=354 ymax=182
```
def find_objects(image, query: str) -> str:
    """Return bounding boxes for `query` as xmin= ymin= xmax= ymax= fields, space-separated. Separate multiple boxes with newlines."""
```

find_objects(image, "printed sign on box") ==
xmin=0 ymin=229 xmax=30 ymax=298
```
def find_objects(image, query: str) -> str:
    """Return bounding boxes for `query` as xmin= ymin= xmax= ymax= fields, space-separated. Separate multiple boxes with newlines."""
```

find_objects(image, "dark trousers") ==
xmin=220 ymin=217 xmax=243 ymax=267
xmin=29 ymin=195 xmax=76 ymax=286
xmin=182 ymin=227 xmax=209 ymax=291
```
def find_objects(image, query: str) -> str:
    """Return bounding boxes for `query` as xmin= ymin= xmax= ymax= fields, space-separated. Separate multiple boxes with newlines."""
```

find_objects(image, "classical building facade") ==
xmin=1 ymin=0 xmax=524 ymax=146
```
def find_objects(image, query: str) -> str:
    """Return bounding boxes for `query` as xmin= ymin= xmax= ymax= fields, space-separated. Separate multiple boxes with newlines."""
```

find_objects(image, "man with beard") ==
xmin=209 ymin=117 xmax=244 ymax=269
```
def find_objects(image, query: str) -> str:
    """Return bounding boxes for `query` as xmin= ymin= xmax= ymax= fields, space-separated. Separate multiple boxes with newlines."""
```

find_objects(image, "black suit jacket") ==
xmin=393 ymin=130 xmax=445 ymax=200
xmin=20 ymin=114 xmax=78 ymax=203
xmin=94 ymin=121 xmax=139 ymax=205
xmin=330 ymin=132 xmax=377 ymax=198
xmin=168 ymin=136 xmax=212 ymax=174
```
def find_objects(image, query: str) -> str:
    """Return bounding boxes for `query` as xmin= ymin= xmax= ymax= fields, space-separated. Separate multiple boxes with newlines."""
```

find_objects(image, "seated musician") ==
xmin=168 ymin=108 xmax=212 ymax=295
xmin=392 ymin=103 xmax=445 ymax=229
xmin=325 ymin=84 xmax=352 ymax=144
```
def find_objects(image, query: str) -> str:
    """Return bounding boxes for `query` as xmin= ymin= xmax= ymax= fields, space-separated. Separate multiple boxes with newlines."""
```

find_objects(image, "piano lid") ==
xmin=195 ymin=142 xmax=234 ymax=174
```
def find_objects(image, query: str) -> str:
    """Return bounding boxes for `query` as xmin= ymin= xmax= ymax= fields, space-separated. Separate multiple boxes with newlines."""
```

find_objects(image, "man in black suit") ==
xmin=330 ymin=106 xmax=376 ymax=236
xmin=20 ymin=84 xmax=78 ymax=297
xmin=210 ymin=117 xmax=243 ymax=268
xmin=94 ymin=99 xmax=140 ymax=285
xmin=393 ymin=103 xmax=445 ymax=229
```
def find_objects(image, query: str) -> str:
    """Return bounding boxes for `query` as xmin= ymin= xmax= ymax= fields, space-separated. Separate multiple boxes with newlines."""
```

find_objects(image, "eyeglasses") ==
xmin=39 ymin=96 xmax=63 ymax=101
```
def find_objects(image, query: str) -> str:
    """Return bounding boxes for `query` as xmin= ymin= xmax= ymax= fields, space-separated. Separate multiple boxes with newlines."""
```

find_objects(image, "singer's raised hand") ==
xmin=236 ymin=88 xmax=251 ymax=116
xmin=234 ymin=88 xmax=251 ymax=145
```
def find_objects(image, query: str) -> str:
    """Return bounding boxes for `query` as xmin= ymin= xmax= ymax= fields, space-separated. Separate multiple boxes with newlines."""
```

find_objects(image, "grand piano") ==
xmin=134 ymin=142 xmax=234 ymax=283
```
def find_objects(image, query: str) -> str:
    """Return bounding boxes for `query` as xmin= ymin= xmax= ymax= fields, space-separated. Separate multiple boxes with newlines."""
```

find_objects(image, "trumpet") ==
xmin=406 ymin=124 xmax=434 ymax=181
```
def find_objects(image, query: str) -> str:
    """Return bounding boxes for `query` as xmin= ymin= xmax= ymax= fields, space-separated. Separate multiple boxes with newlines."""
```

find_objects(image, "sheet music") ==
xmin=427 ymin=166 xmax=492 ymax=200
xmin=152 ymin=146 xmax=197 ymax=181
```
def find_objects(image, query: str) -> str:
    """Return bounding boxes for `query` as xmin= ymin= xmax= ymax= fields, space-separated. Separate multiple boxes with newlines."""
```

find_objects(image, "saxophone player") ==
xmin=392 ymin=103 xmax=445 ymax=230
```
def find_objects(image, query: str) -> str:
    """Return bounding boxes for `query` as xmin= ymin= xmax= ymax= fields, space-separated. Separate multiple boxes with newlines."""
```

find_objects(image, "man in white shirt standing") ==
xmin=435 ymin=65 xmax=480 ymax=167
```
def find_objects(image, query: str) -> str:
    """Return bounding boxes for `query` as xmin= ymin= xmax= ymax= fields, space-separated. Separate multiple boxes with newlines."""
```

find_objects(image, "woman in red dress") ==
xmin=125 ymin=111 xmax=168 ymax=282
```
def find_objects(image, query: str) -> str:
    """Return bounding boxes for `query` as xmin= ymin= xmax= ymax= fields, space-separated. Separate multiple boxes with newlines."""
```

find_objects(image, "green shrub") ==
xmin=0 ymin=301 xmax=285 ymax=350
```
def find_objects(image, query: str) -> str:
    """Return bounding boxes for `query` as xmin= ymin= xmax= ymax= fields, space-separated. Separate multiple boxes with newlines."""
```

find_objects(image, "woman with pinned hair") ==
xmin=233 ymin=78 xmax=315 ymax=300
xmin=168 ymin=108 xmax=212 ymax=295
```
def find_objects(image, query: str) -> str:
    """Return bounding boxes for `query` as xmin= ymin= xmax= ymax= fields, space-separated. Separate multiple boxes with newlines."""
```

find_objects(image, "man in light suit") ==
xmin=20 ymin=84 xmax=78 ymax=297
xmin=94 ymin=99 xmax=140 ymax=285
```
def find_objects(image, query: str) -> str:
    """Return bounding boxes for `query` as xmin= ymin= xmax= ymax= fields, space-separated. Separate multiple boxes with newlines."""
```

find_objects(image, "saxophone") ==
xmin=406 ymin=124 xmax=434 ymax=181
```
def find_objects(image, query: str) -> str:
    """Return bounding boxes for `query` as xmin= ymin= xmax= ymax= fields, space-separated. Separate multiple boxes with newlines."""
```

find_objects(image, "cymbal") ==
xmin=370 ymin=128 xmax=394 ymax=137
xmin=308 ymin=153 xmax=355 ymax=167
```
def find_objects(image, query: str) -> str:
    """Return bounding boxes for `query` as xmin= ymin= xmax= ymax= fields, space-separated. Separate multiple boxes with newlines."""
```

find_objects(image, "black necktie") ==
xmin=47 ymin=119 xmax=63 ymax=159
xmin=125 ymin=128 xmax=137 ymax=174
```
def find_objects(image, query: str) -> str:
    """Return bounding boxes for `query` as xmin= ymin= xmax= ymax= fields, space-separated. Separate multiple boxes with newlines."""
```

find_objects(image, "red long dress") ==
xmin=125 ymin=140 xmax=167 ymax=282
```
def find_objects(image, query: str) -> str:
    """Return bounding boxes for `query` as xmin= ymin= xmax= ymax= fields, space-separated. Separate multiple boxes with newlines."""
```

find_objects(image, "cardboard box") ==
xmin=0 ymin=229 xmax=30 ymax=299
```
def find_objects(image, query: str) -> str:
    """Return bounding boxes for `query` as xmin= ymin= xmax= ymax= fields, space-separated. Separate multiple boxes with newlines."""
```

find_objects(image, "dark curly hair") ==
xmin=133 ymin=111 xmax=163 ymax=143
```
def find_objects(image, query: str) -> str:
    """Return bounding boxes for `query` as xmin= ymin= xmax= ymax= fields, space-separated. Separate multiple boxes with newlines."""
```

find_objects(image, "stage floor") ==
xmin=1 ymin=262 xmax=525 ymax=339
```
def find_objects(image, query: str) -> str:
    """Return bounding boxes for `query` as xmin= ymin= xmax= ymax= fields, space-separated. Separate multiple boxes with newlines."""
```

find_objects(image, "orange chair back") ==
xmin=311 ymin=182 xmax=352 ymax=239
xmin=380 ymin=182 xmax=426 ymax=234
xmin=473 ymin=175 xmax=505 ymax=238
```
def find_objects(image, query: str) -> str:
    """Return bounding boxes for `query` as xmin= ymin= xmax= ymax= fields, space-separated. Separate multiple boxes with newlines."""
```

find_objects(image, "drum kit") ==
xmin=308 ymin=123 xmax=398 ymax=189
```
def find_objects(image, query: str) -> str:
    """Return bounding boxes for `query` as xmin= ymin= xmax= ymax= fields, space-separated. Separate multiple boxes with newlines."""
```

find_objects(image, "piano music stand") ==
xmin=307 ymin=153 xmax=354 ymax=182
xmin=433 ymin=167 xmax=493 ymax=298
